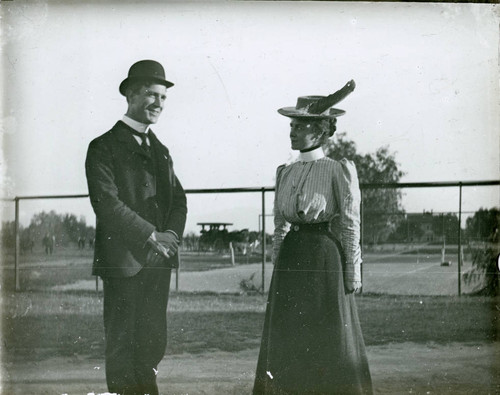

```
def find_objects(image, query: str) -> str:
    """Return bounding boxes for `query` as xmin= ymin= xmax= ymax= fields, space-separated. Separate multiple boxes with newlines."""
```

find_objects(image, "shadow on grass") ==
xmin=2 ymin=291 xmax=498 ymax=364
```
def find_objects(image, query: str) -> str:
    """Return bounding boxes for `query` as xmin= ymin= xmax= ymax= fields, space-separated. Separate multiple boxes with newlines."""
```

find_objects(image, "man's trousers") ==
xmin=103 ymin=265 xmax=172 ymax=395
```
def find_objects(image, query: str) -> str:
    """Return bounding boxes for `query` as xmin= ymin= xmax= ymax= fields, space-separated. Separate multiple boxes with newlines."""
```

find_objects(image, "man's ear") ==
xmin=125 ymin=89 xmax=132 ymax=103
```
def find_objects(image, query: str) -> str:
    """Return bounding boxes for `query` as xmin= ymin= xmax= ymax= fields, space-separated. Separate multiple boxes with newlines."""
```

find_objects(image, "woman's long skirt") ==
xmin=253 ymin=226 xmax=373 ymax=395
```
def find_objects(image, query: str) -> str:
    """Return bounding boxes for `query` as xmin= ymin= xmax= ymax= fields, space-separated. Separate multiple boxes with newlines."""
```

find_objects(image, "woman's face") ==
xmin=289 ymin=119 xmax=322 ymax=151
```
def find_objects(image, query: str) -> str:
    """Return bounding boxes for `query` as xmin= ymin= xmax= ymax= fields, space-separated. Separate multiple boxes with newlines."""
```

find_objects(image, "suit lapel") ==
xmin=111 ymin=122 xmax=174 ymax=229
xmin=149 ymin=131 xmax=175 ymax=229
xmin=113 ymin=121 xmax=151 ymax=158
xmin=149 ymin=131 xmax=173 ymax=181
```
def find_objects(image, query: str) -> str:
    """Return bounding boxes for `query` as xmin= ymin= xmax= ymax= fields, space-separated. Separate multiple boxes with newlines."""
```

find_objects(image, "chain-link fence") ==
xmin=1 ymin=180 xmax=498 ymax=295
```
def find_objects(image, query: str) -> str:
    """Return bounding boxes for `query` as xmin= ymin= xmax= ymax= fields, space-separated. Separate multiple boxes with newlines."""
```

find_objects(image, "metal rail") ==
xmin=7 ymin=179 xmax=499 ymax=200
xmin=4 ymin=179 xmax=499 ymax=293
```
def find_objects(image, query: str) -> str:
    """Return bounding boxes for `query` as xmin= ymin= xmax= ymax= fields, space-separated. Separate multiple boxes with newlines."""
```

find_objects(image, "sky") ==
xmin=1 ymin=1 xmax=499 ymax=234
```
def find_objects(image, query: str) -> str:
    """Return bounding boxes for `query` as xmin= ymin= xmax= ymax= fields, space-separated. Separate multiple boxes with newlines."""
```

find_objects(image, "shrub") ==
xmin=463 ymin=229 xmax=499 ymax=296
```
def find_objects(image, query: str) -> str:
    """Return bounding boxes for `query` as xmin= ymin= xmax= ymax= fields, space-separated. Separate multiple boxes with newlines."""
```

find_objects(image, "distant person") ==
xmin=42 ymin=233 xmax=54 ymax=255
xmin=85 ymin=60 xmax=187 ymax=395
xmin=78 ymin=236 xmax=86 ymax=250
xmin=20 ymin=236 xmax=34 ymax=254
xmin=253 ymin=81 xmax=373 ymax=394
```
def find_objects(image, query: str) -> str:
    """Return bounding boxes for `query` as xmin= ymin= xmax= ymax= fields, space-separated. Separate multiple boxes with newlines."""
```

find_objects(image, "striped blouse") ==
xmin=273 ymin=147 xmax=362 ymax=284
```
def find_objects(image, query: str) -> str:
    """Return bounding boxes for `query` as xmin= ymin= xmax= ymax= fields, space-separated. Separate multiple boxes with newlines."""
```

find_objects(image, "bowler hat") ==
xmin=278 ymin=80 xmax=355 ymax=119
xmin=119 ymin=60 xmax=174 ymax=96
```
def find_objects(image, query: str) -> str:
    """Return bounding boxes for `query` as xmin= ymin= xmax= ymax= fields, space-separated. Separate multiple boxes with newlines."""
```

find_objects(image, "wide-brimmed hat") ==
xmin=119 ymin=60 xmax=174 ymax=96
xmin=278 ymin=80 xmax=355 ymax=119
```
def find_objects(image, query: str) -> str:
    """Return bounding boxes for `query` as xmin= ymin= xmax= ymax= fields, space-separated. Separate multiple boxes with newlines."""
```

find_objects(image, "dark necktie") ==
xmin=131 ymin=130 xmax=150 ymax=154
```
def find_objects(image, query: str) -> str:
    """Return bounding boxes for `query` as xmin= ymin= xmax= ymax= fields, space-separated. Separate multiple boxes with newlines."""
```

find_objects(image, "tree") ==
xmin=463 ymin=207 xmax=499 ymax=296
xmin=1 ymin=221 xmax=16 ymax=249
xmin=1 ymin=211 xmax=96 ymax=250
xmin=324 ymin=132 xmax=405 ymax=245
xmin=431 ymin=212 xmax=460 ymax=244
xmin=465 ymin=208 xmax=500 ymax=243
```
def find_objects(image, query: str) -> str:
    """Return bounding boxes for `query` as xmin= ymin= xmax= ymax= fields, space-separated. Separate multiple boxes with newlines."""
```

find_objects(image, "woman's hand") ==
xmin=297 ymin=192 xmax=327 ymax=221
xmin=345 ymin=280 xmax=362 ymax=294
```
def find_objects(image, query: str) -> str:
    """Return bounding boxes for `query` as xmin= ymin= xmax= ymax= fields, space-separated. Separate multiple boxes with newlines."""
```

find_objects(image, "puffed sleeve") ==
xmin=333 ymin=159 xmax=362 ymax=286
xmin=272 ymin=165 xmax=290 ymax=263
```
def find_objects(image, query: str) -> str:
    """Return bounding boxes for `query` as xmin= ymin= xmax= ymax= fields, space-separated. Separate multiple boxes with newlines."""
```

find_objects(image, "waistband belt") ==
xmin=290 ymin=222 xmax=330 ymax=233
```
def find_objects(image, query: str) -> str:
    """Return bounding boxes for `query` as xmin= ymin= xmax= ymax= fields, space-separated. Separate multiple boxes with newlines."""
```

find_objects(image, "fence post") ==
xmin=360 ymin=189 xmax=364 ymax=294
xmin=261 ymin=188 xmax=266 ymax=294
xmin=458 ymin=183 xmax=463 ymax=297
xmin=14 ymin=197 xmax=20 ymax=292
xmin=176 ymin=252 xmax=180 ymax=292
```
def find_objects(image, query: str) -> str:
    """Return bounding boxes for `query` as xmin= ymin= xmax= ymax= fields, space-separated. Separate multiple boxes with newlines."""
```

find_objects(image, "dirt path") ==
xmin=53 ymin=261 xmax=479 ymax=296
xmin=2 ymin=342 xmax=498 ymax=394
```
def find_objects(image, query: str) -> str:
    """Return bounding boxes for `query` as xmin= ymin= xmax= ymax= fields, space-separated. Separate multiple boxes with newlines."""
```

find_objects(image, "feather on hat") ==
xmin=278 ymin=80 xmax=356 ymax=119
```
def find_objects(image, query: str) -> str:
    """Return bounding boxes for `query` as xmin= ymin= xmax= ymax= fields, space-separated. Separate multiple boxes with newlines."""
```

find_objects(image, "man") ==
xmin=43 ymin=232 xmax=54 ymax=255
xmin=85 ymin=59 xmax=187 ymax=395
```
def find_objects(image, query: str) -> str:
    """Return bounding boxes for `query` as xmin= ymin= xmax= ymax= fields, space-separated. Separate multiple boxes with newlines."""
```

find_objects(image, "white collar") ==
xmin=299 ymin=146 xmax=325 ymax=162
xmin=122 ymin=115 xmax=150 ymax=134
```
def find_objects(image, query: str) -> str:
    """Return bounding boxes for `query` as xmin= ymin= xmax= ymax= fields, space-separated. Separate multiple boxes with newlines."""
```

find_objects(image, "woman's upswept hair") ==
xmin=315 ymin=118 xmax=337 ymax=142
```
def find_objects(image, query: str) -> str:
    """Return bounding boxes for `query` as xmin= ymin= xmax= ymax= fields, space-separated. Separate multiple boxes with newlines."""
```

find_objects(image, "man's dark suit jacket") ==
xmin=85 ymin=121 xmax=187 ymax=278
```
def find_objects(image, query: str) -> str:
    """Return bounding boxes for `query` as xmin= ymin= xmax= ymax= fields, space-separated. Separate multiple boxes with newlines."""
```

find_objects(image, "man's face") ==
xmin=126 ymin=83 xmax=167 ymax=124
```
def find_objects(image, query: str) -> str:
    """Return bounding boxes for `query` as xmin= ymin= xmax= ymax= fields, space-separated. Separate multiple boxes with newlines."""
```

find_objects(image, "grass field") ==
xmin=0 ymin=244 xmax=481 ymax=295
xmin=2 ymin=291 xmax=499 ymax=394
xmin=1 ymin=247 xmax=498 ymax=394
xmin=3 ymin=291 xmax=498 ymax=361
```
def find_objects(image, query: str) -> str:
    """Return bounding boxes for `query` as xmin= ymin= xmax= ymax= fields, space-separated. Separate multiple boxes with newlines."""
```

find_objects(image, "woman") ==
xmin=253 ymin=80 xmax=373 ymax=395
